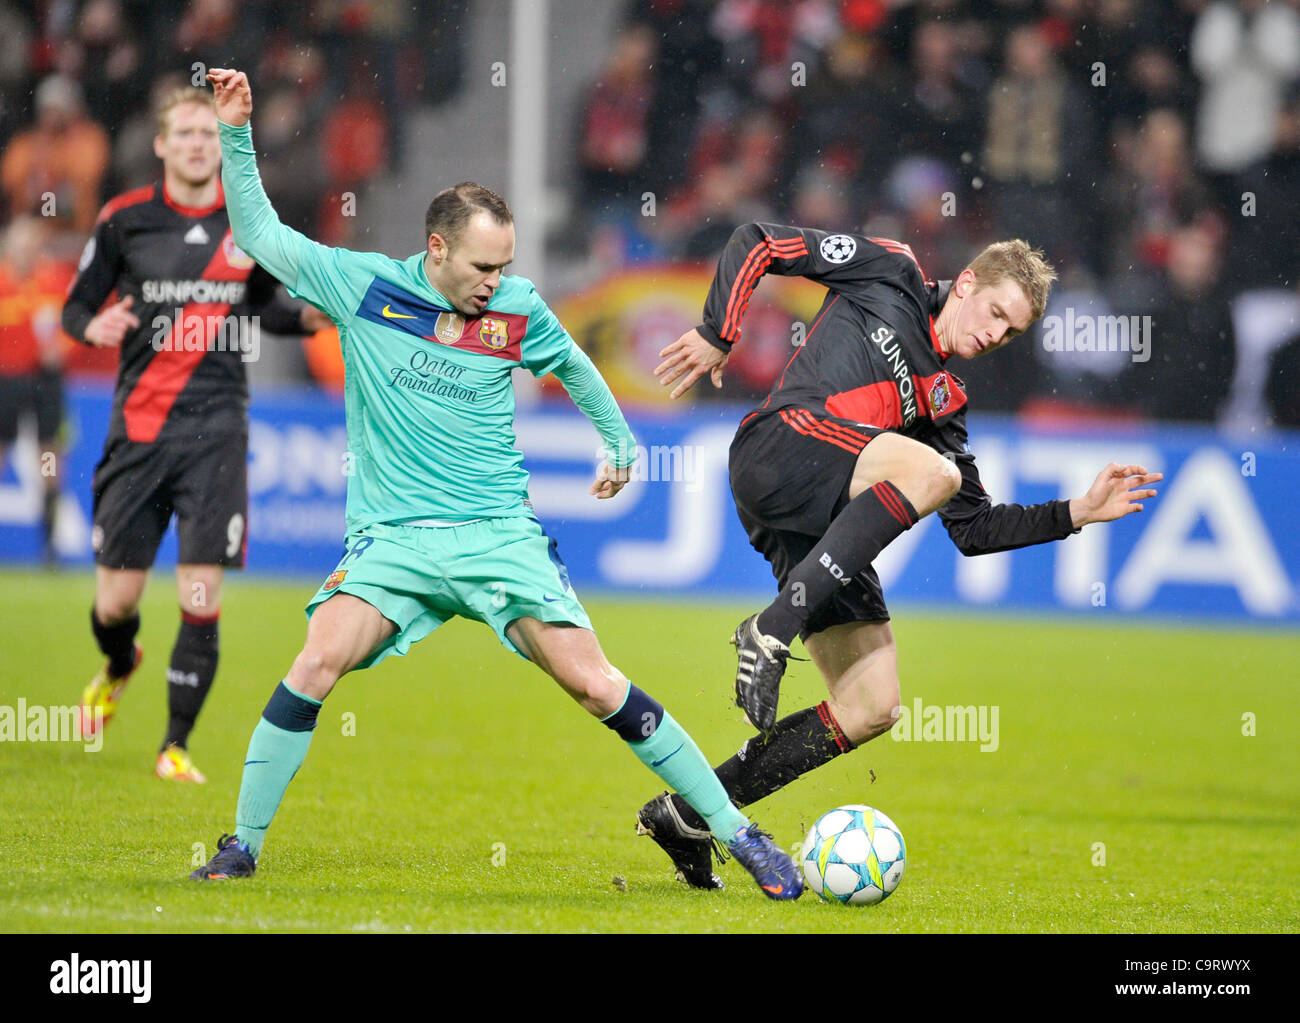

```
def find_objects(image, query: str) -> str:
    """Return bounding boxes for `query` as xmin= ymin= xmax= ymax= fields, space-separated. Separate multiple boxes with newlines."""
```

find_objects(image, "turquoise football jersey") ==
xmin=218 ymin=120 xmax=636 ymax=531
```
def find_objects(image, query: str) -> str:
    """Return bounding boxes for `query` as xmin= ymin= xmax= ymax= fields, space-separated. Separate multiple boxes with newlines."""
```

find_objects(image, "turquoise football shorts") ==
xmin=305 ymin=517 xmax=592 ymax=668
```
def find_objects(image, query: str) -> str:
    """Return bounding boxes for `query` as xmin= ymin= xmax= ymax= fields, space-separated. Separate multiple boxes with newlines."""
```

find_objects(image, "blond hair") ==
xmin=156 ymin=88 xmax=216 ymax=137
xmin=967 ymin=240 xmax=1057 ymax=322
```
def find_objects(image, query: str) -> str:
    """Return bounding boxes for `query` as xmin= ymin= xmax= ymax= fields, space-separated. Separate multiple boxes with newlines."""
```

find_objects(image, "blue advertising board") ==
xmin=1 ymin=381 xmax=1296 ymax=624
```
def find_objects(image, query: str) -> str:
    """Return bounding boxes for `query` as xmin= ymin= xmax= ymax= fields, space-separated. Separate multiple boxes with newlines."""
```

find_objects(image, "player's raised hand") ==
xmin=1070 ymin=463 xmax=1163 ymax=527
xmin=84 ymin=295 xmax=140 ymax=348
xmin=206 ymin=68 xmax=252 ymax=127
xmin=589 ymin=460 xmax=631 ymax=500
xmin=655 ymin=327 xmax=729 ymax=400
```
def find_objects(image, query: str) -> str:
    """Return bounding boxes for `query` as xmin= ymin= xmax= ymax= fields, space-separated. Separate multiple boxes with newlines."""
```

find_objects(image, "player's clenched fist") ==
xmin=589 ymin=461 xmax=631 ymax=500
xmin=84 ymin=295 xmax=140 ymax=349
xmin=207 ymin=68 xmax=252 ymax=127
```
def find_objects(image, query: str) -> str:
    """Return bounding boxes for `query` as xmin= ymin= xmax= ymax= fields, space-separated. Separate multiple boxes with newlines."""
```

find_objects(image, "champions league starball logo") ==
xmin=820 ymin=234 xmax=857 ymax=263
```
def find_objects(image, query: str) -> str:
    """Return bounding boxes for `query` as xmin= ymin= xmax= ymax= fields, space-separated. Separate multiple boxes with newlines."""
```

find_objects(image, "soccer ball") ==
xmin=800 ymin=805 xmax=906 ymax=906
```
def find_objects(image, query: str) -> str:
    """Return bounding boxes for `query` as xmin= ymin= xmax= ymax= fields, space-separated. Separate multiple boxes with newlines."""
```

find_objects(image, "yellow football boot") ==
xmin=78 ymin=644 xmax=143 ymax=739
xmin=155 ymin=743 xmax=208 ymax=784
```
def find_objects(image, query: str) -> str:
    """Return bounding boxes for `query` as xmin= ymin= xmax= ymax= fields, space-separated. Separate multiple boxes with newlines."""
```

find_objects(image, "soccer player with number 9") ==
xmin=63 ymin=88 xmax=327 ymax=782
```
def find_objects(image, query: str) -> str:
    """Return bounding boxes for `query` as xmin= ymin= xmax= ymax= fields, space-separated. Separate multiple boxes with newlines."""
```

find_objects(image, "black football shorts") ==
xmin=0 ymin=370 xmax=64 ymax=447
xmin=92 ymin=430 xmax=248 ymax=570
xmin=729 ymin=407 xmax=891 ymax=637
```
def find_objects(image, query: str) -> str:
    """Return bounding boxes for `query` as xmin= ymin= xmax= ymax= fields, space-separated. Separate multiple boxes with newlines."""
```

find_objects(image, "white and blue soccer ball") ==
xmin=800 ymin=805 xmax=906 ymax=906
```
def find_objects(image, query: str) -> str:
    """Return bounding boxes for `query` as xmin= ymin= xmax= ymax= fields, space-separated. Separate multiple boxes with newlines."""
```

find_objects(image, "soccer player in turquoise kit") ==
xmin=189 ymin=69 xmax=802 ymax=898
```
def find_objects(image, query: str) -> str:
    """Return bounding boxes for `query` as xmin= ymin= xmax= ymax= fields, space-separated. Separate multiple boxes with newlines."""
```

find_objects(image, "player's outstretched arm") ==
xmin=519 ymin=286 xmax=638 ymax=497
xmin=938 ymin=425 xmax=1162 ymax=556
xmin=1069 ymin=463 xmax=1163 ymax=528
xmin=660 ymin=223 xmax=899 ymax=398
xmin=206 ymin=68 xmax=362 ymax=324
xmin=550 ymin=345 xmax=638 ymax=499
xmin=206 ymin=68 xmax=308 ymax=287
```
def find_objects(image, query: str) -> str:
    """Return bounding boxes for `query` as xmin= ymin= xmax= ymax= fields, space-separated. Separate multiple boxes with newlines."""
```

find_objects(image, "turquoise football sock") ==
xmin=602 ymin=684 xmax=749 ymax=844
xmin=234 ymin=681 xmax=322 ymax=858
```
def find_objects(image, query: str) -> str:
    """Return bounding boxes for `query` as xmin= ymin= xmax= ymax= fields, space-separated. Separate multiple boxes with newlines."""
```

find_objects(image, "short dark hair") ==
xmin=424 ymin=183 xmax=513 ymax=248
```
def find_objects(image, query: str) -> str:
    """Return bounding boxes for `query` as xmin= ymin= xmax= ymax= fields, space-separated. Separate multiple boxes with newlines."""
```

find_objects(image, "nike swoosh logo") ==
xmin=651 ymin=744 xmax=683 ymax=767
xmin=762 ymin=884 xmax=784 ymax=894
xmin=243 ymin=760 xmax=269 ymax=765
xmin=381 ymin=304 xmax=417 ymax=319
xmin=542 ymin=595 xmax=561 ymax=603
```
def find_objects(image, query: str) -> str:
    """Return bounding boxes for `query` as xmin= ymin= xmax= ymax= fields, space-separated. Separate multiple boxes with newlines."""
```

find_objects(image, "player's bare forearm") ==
xmin=1069 ymin=463 xmax=1163 ymax=528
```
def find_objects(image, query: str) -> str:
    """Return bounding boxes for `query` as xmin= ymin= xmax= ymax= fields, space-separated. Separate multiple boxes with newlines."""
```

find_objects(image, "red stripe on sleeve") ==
xmin=720 ymin=236 xmax=808 ymax=341
xmin=721 ymin=242 xmax=769 ymax=341
xmin=727 ymin=241 xmax=806 ymax=340
xmin=868 ymin=236 xmax=925 ymax=279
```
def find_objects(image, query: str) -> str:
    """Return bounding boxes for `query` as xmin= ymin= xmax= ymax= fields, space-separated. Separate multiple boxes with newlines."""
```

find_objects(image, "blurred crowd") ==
xmin=0 ymin=0 xmax=470 ymax=452
xmin=0 ymin=0 xmax=1296 ymax=431
xmin=573 ymin=0 xmax=1300 ymax=425
xmin=0 ymin=0 xmax=475 ymax=250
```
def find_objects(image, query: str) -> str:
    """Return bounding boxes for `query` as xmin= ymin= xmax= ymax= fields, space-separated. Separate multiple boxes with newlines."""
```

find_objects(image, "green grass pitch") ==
xmin=1 ymin=568 xmax=1296 ymax=933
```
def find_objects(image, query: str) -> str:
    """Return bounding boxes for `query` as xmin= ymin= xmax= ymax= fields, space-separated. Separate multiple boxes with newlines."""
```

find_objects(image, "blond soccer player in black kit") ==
xmin=63 ymin=88 xmax=330 ymax=781
xmin=635 ymin=225 xmax=1164 ymax=889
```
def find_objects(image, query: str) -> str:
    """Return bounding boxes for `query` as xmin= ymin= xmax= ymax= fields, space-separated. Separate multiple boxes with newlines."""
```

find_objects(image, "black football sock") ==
xmin=671 ymin=702 xmax=855 ymax=830
xmin=41 ymin=489 xmax=57 ymax=559
xmin=756 ymin=481 xmax=918 ymax=645
xmin=162 ymin=611 xmax=220 ymax=750
xmin=91 ymin=607 xmax=140 ymax=679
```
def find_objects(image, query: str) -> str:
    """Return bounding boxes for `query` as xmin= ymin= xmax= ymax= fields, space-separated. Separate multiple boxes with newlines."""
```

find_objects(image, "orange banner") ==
xmin=549 ymin=264 xmax=828 ymax=405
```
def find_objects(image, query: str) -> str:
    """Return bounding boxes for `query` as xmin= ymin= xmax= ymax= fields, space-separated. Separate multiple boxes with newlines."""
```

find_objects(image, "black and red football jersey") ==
xmin=63 ymin=181 xmax=305 ymax=444
xmin=702 ymin=222 xmax=1076 ymax=555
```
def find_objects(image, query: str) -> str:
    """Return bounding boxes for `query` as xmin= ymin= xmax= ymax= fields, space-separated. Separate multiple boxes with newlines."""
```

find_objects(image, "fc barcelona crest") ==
xmin=478 ymin=316 xmax=509 ymax=350
xmin=929 ymin=374 xmax=951 ymax=415
xmin=323 ymin=569 xmax=347 ymax=592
